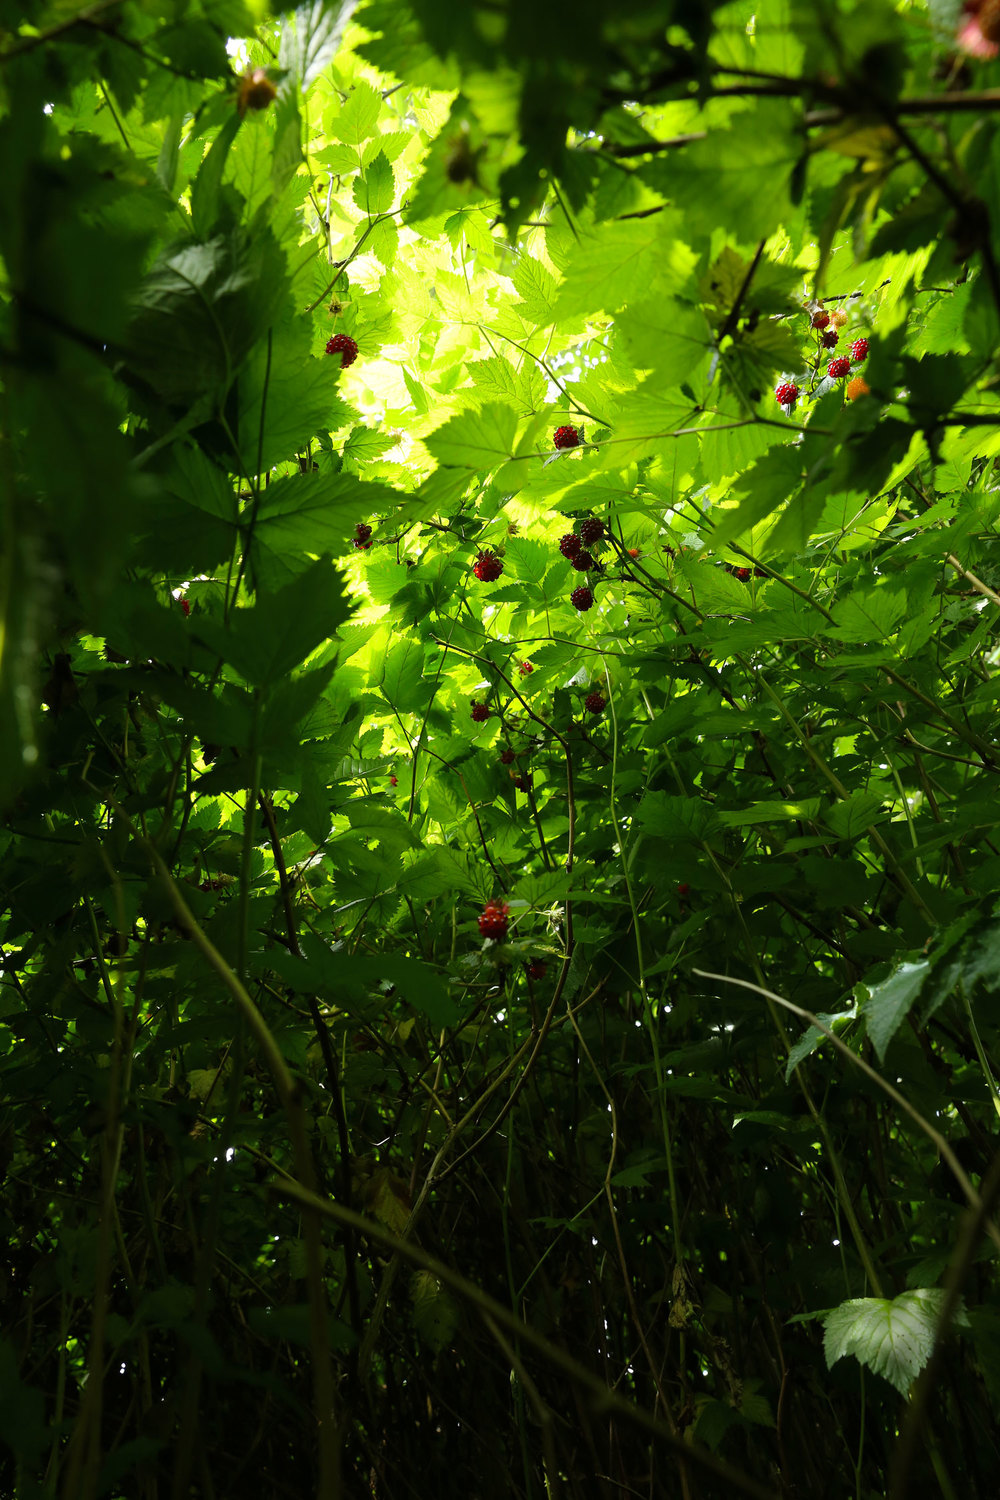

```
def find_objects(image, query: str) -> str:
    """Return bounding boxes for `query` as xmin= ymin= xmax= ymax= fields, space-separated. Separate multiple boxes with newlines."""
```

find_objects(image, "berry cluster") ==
xmin=354 ymin=522 xmax=372 ymax=551
xmin=553 ymin=424 xmax=581 ymax=450
xmin=473 ymin=550 xmax=503 ymax=583
xmin=326 ymin=332 xmax=358 ymax=367
xmin=470 ymin=700 xmax=490 ymax=723
xmin=518 ymin=661 xmax=534 ymax=676
xmin=584 ymin=691 xmax=606 ymax=716
xmin=776 ymin=310 xmax=874 ymax=411
xmin=478 ymin=900 xmax=510 ymax=940
xmin=559 ymin=516 xmax=608 ymax=612
xmin=571 ymin=586 xmax=594 ymax=612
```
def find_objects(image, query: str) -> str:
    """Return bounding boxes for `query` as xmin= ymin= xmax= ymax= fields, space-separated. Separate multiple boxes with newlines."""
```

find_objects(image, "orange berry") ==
xmin=847 ymin=377 xmax=870 ymax=402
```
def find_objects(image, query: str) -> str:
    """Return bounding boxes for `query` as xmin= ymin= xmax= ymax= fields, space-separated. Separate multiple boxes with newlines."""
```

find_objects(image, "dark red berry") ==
xmin=811 ymin=311 xmax=830 ymax=329
xmin=559 ymin=533 xmax=582 ymax=559
xmin=355 ymin=523 xmax=372 ymax=542
xmin=513 ymin=774 xmax=533 ymax=792
xmin=470 ymin=700 xmax=490 ymax=723
xmin=326 ymin=333 xmax=358 ymax=367
xmin=179 ymin=598 xmax=190 ymax=616
xmin=677 ymin=882 xmax=691 ymax=899
xmin=478 ymin=901 xmax=510 ymax=939
xmin=473 ymin=550 xmax=503 ymax=582
xmin=584 ymin=690 xmax=606 ymax=715
xmin=821 ymin=329 xmax=838 ymax=348
xmin=735 ymin=567 xmax=751 ymax=582
xmin=571 ymin=586 xmax=594 ymax=612
xmin=828 ymin=357 xmax=851 ymax=379
xmin=579 ymin=517 xmax=604 ymax=547
xmin=527 ymin=960 xmax=547 ymax=980
xmin=572 ymin=550 xmax=596 ymax=571
xmin=775 ymin=382 xmax=799 ymax=407
xmin=850 ymin=337 xmax=869 ymax=364
xmin=353 ymin=538 xmax=372 ymax=550
xmin=500 ymin=748 xmax=516 ymax=765
xmin=553 ymin=425 xmax=580 ymax=450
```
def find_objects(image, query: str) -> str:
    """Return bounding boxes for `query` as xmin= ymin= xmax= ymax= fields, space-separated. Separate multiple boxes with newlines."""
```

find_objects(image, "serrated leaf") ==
xmin=282 ymin=0 xmax=355 ymax=91
xmin=331 ymin=79 xmax=382 ymax=145
xmin=425 ymin=403 xmax=518 ymax=468
xmin=352 ymin=150 xmax=394 ymax=215
xmin=823 ymin=1289 xmax=965 ymax=1396
xmin=824 ymin=791 xmax=885 ymax=840
xmin=785 ymin=1006 xmax=857 ymax=1080
xmin=861 ymin=960 xmax=930 ymax=1062
xmin=411 ymin=1270 xmax=459 ymax=1354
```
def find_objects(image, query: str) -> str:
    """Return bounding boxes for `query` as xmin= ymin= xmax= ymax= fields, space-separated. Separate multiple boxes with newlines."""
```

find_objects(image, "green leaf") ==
xmin=425 ymin=403 xmax=518 ymax=468
xmin=823 ymin=1289 xmax=964 ymax=1396
xmin=410 ymin=1270 xmax=459 ymax=1354
xmin=861 ymin=960 xmax=930 ymax=1062
xmin=352 ymin=150 xmax=394 ymax=215
xmin=824 ymin=792 xmax=885 ymax=841
xmin=330 ymin=79 xmax=382 ymax=145
xmin=282 ymin=0 xmax=355 ymax=91
xmin=554 ymin=213 xmax=697 ymax=319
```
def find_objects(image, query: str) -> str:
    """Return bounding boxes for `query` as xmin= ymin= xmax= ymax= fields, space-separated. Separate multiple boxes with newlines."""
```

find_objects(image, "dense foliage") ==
xmin=4 ymin=0 xmax=1000 ymax=1496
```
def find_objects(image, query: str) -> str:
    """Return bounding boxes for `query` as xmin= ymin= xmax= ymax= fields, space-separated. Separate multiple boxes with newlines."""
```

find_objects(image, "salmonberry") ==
xmin=473 ymin=550 xmax=503 ymax=582
xmin=179 ymin=598 xmax=190 ymax=617
xmin=811 ymin=310 xmax=830 ymax=329
xmin=390 ymin=774 xmax=398 ymax=787
xmin=627 ymin=547 xmax=641 ymax=559
xmin=353 ymin=538 xmax=372 ymax=550
xmin=579 ymin=517 xmax=605 ymax=547
xmin=847 ymin=376 xmax=870 ymax=402
xmin=470 ymin=700 xmax=490 ymax=723
xmin=571 ymin=586 xmax=594 ymax=612
xmin=527 ymin=960 xmax=547 ymax=980
xmin=519 ymin=661 xmax=534 ymax=676
xmin=355 ymin=523 xmax=372 ymax=542
xmin=735 ymin=567 xmax=752 ymax=582
xmin=478 ymin=901 xmax=510 ymax=940
xmin=553 ymin=425 xmax=581 ymax=449
xmin=559 ymin=533 xmax=582 ymax=559
xmin=237 ymin=68 xmax=277 ymax=116
xmin=513 ymin=774 xmax=532 ymax=792
xmin=821 ymin=329 xmax=838 ymax=349
xmin=584 ymin=690 xmax=606 ymax=715
xmin=828 ymin=357 xmax=851 ymax=379
xmin=830 ymin=309 xmax=849 ymax=329
xmin=500 ymin=748 xmax=516 ymax=765
xmin=775 ymin=382 xmax=799 ymax=407
xmin=326 ymin=333 xmax=358 ymax=367
xmin=572 ymin=550 xmax=596 ymax=571
xmin=850 ymin=337 xmax=869 ymax=364
xmin=677 ymin=882 xmax=691 ymax=899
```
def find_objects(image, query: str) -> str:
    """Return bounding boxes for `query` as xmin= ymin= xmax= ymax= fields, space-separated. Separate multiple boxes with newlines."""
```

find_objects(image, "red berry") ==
xmin=390 ymin=774 xmax=398 ymax=786
xmin=500 ymin=748 xmax=516 ymax=765
xmin=584 ymin=690 xmax=606 ymax=715
xmin=850 ymin=337 xmax=869 ymax=364
xmin=353 ymin=538 xmax=372 ymax=550
xmin=518 ymin=661 xmax=533 ymax=676
xmin=821 ymin=329 xmax=838 ymax=348
xmin=473 ymin=550 xmax=503 ymax=582
xmin=579 ymin=517 xmax=604 ymax=547
xmin=677 ymin=882 xmax=690 ymax=899
xmin=513 ymin=774 xmax=532 ymax=792
xmin=775 ymin=382 xmax=799 ymax=407
xmin=553 ymin=425 xmax=580 ymax=450
xmin=828 ymin=357 xmax=851 ymax=379
xmin=470 ymin=700 xmax=490 ymax=723
xmin=571 ymin=550 xmax=596 ymax=571
xmin=735 ymin=567 xmax=751 ymax=582
xmin=811 ymin=311 xmax=830 ymax=329
xmin=627 ymin=547 xmax=641 ymax=559
xmin=355 ymin=523 xmax=372 ymax=542
xmin=527 ymin=960 xmax=547 ymax=980
xmin=179 ymin=598 xmax=190 ymax=616
xmin=326 ymin=333 xmax=358 ymax=367
xmin=559 ymin=533 xmax=582 ymax=559
xmin=570 ymin=586 xmax=594 ymax=612
xmin=478 ymin=901 xmax=510 ymax=939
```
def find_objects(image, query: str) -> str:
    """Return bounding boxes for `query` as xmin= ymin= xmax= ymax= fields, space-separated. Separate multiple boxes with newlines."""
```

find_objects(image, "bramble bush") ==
xmin=3 ymin=1 xmax=1000 ymax=1496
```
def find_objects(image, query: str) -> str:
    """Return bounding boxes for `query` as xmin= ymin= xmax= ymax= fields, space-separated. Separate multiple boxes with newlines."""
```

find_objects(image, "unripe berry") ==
xmin=775 ymin=382 xmax=799 ymax=407
xmin=473 ymin=550 xmax=503 ymax=582
xmin=850 ymin=337 xmax=869 ymax=364
xmin=811 ymin=311 xmax=830 ymax=329
xmin=847 ymin=376 xmax=870 ymax=402
xmin=830 ymin=309 xmax=849 ymax=329
xmin=478 ymin=901 xmax=510 ymax=940
xmin=470 ymin=700 xmax=489 ymax=723
xmin=237 ymin=68 xmax=277 ymax=115
xmin=326 ymin=333 xmax=358 ymax=367
xmin=559 ymin=533 xmax=582 ymax=559
xmin=627 ymin=547 xmax=641 ymax=559
xmin=584 ymin=690 xmax=606 ymax=715
xmin=570 ymin=586 xmax=594 ymax=612
xmin=828 ymin=357 xmax=851 ymax=379
xmin=579 ymin=517 xmax=605 ymax=547
xmin=553 ymin=425 xmax=581 ymax=449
